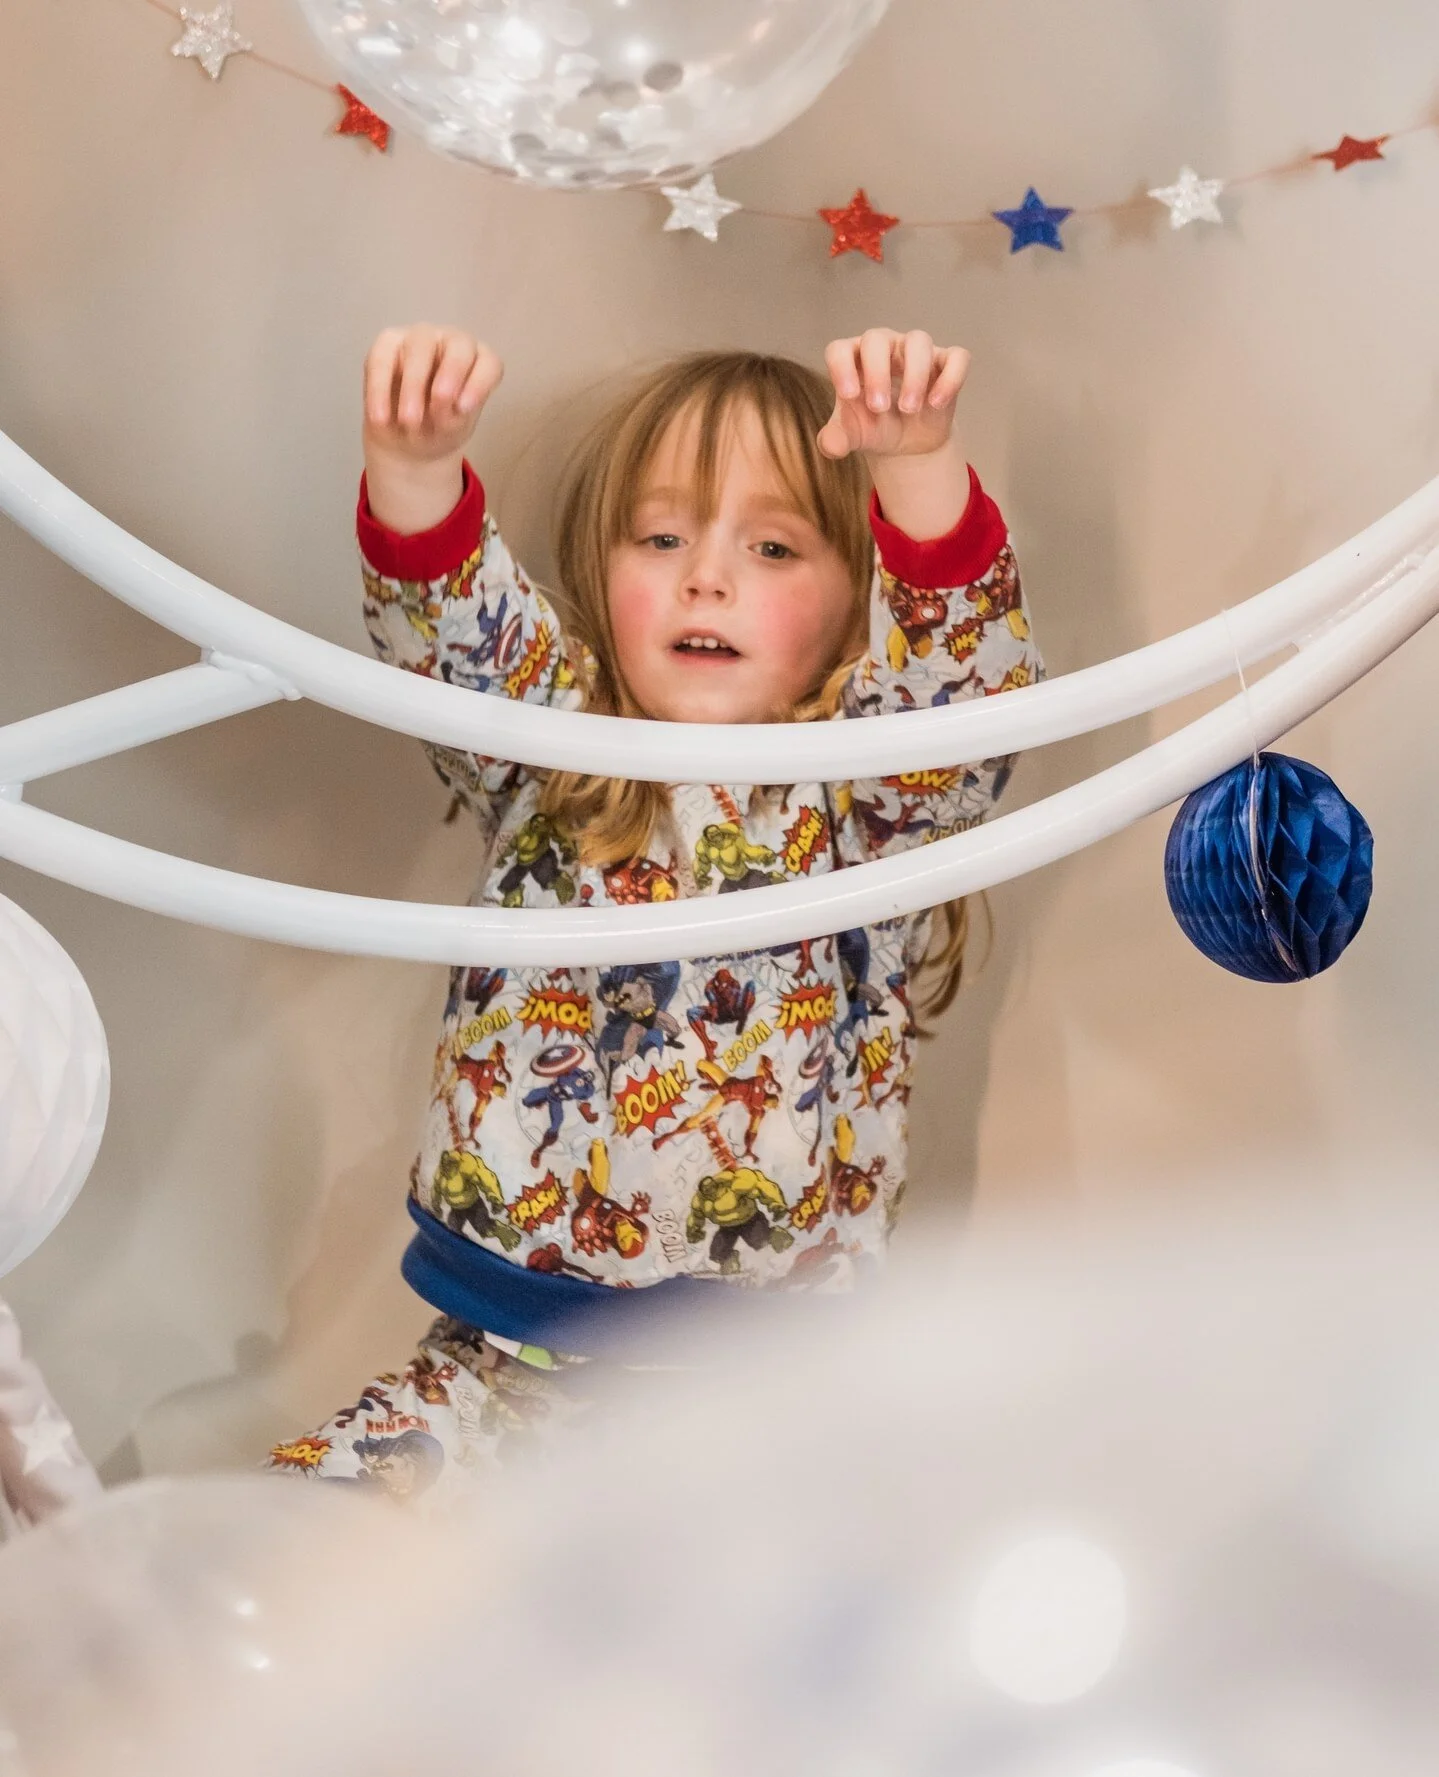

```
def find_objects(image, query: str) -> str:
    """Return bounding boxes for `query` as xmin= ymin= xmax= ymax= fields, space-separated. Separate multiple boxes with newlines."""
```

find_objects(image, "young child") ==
xmin=266 ymin=325 xmax=1041 ymax=1502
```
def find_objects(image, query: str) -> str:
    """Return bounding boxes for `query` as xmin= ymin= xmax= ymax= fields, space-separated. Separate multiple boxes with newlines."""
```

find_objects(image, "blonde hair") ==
xmin=536 ymin=348 xmax=971 ymax=1024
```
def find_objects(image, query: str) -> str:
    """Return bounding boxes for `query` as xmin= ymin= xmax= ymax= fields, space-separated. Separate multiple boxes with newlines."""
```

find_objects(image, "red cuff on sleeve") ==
xmin=868 ymin=465 xmax=1008 ymax=590
xmin=356 ymin=460 xmax=487 ymax=581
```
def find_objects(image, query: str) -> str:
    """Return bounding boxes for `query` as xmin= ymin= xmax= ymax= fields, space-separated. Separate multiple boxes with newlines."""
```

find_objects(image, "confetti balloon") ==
xmin=0 ymin=894 xmax=108 ymax=1276
xmin=294 ymin=0 xmax=891 ymax=190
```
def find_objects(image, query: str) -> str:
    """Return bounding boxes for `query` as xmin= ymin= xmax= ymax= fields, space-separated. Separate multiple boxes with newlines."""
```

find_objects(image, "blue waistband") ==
xmin=402 ymin=1200 xmax=798 ymax=1360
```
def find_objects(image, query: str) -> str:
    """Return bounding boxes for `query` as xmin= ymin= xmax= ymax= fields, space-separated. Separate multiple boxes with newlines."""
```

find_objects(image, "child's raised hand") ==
xmin=817 ymin=328 xmax=970 ymax=461
xmin=363 ymin=324 xmax=503 ymax=466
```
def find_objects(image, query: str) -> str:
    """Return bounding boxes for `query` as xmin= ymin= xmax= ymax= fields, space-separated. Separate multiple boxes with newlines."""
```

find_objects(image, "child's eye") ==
xmin=757 ymin=540 xmax=795 ymax=561
xmin=644 ymin=533 xmax=683 ymax=551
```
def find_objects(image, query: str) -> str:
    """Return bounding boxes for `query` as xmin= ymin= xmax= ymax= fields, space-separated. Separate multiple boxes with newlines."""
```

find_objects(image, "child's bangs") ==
xmin=607 ymin=358 xmax=859 ymax=564
xmin=685 ymin=376 xmax=828 ymax=532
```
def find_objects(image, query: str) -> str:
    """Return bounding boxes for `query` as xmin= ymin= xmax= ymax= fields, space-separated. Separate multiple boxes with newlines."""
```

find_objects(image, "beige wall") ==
xmin=3 ymin=0 xmax=1437 ymax=1477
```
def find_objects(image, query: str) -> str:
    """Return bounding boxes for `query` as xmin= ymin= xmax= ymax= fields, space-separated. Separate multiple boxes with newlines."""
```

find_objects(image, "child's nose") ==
xmin=681 ymin=536 xmax=735 ymax=601
xmin=682 ymin=575 xmax=731 ymax=603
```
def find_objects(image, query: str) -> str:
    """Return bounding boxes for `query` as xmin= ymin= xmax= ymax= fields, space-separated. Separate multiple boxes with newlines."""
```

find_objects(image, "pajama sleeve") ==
xmin=357 ymin=461 xmax=585 ymax=832
xmin=836 ymin=468 xmax=1043 ymax=863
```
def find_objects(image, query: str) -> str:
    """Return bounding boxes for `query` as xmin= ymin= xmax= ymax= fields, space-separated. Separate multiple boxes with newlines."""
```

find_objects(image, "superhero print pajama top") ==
xmin=268 ymin=457 xmax=1042 ymax=1501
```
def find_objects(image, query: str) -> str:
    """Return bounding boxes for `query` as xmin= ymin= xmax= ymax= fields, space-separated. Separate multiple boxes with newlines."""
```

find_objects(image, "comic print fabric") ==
xmin=267 ymin=1320 xmax=595 ymax=1505
xmin=356 ymin=461 xmax=1042 ymax=1300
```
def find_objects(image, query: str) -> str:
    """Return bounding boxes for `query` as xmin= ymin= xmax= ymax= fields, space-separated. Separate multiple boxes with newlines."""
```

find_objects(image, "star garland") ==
xmin=335 ymin=85 xmax=391 ymax=152
xmin=819 ymin=189 xmax=900 ymax=260
xmin=141 ymin=0 xmax=1423 ymax=262
xmin=992 ymin=188 xmax=1073 ymax=253
xmin=1148 ymin=165 xmax=1226 ymax=229
xmin=1315 ymin=132 xmax=1388 ymax=171
xmin=149 ymin=0 xmax=393 ymax=152
xmin=662 ymin=173 xmax=742 ymax=242
xmin=170 ymin=1 xmax=251 ymax=81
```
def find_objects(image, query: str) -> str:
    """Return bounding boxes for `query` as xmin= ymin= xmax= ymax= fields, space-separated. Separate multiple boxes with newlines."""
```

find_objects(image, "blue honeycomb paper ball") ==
xmin=1164 ymin=753 xmax=1374 ymax=983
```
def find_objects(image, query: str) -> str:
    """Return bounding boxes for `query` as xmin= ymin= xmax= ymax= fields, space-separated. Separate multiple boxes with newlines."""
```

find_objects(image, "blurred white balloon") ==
xmin=1090 ymin=1764 xmax=1202 ymax=1777
xmin=294 ymin=0 xmax=890 ymax=189
xmin=0 ymin=1474 xmax=446 ymax=1777
xmin=967 ymin=1532 xmax=1128 ymax=1706
xmin=0 ymin=894 xmax=108 ymax=1276
xmin=2 ymin=1206 xmax=1438 ymax=1776
xmin=437 ymin=1209 xmax=1439 ymax=1777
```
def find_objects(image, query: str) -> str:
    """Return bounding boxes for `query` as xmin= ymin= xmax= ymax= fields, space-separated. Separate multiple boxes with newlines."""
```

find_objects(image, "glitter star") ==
xmin=171 ymin=2 xmax=253 ymax=81
xmin=1148 ymin=165 xmax=1225 ymax=229
xmin=1315 ymin=133 xmax=1389 ymax=171
xmin=819 ymin=188 xmax=900 ymax=262
xmin=335 ymin=85 xmax=391 ymax=152
xmin=992 ymin=188 xmax=1073 ymax=253
xmin=661 ymin=173 xmax=741 ymax=243
xmin=15 ymin=1405 xmax=76 ymax=1476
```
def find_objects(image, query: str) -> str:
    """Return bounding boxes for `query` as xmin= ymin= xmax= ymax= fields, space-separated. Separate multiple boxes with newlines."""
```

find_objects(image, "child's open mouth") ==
xmin=672 ymin=634 xmax=741 ymax=659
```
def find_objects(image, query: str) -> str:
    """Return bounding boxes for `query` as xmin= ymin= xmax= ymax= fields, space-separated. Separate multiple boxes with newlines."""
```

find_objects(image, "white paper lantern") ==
xmin=0 ymin=894 xmax=109 ymax=1276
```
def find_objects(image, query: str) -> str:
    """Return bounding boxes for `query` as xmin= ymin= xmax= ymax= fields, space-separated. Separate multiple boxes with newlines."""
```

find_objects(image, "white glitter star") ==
xmin=1148 ymin=165 xmax=1225 ymax=229
xmin=661 ymin=173 xmax=742 ymax=243
xmin=171 ymin=3 xmax=253 ymax=82
xmin=14 ymin=1404 xmax=76 ymax=1476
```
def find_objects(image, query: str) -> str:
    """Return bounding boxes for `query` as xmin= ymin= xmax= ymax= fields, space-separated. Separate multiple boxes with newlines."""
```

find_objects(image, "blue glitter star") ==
xmin=992 ymin=188 xmax=1073 ymax=253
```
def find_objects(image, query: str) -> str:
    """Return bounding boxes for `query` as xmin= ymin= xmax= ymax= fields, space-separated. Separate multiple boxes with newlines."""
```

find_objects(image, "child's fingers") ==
xmin=429 ymin=331 xmax=478 ymax=411
xmin=823 ymin=337 xmax=862 ymax=402
xmin=928 ymin=345 xmax=972 ymax=408
xmin=364 ymin=328 xmax=406 ymax=428
xmin=816 ymin=402 xmax=854 ymax=459
xmin=396 ymin=328 xmax=443 ymax=430
xmin=858 ymin=328 xmax=899 ymax=411
xmin=896 ymin=331 xmax=934 ymax=414
xmin=458 ymin=343 xmax=503 ymax=415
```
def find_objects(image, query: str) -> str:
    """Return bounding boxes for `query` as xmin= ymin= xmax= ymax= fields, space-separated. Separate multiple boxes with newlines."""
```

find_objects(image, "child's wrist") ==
xmin=362 ymin=447 xmax=467 ymax=536
xmin=866 ymin=435 xmax=971 ymax=542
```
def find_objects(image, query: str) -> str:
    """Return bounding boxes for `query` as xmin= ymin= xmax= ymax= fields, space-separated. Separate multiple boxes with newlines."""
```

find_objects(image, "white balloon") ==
xmin=294 ymin=0 xmax=890 ymax=189
xmin=0 ymin=1474 xmax=444 ymax=1777
xmin=1091 ymin=1764 xmax=1203 ymax=1777
xmin=4 ymin=1210 xmax=1439 ymax=1777
xmin=0 ymin=894 xmax=108 ymax=1276
xmin=966 ymin=1533 xmax=1128 ymax=1705
xmin=440 ymin=1211 xmax=1439 ymax=1777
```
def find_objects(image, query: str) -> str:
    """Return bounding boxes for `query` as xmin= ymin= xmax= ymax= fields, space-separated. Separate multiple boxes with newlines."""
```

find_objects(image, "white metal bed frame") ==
xmin=0 ymin=429 xmax=1435 ymax=966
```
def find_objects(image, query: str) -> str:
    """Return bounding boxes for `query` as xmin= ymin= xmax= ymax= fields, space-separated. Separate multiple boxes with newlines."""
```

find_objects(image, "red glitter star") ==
xmin=335 ymin=85 xmax=391 ymax=152
xmin=1314 ymin=133 xmax=1388 ymax=171
xmin=818 ymin=188 xmax=900 ymax=262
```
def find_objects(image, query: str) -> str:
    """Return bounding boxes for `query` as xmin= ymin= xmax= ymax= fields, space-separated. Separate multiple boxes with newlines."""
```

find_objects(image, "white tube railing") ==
xmin=2 ymin=546 xmax=1434 ymax=967
xmin=2 ymin=428 xmax=1437 ymax=782
xmin=0 ymin=661 xmax=289 ymax=787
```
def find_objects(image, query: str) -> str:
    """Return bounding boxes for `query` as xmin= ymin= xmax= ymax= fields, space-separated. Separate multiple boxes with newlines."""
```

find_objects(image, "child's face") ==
xmin=607 ymin=403 xmax=858 ymax=725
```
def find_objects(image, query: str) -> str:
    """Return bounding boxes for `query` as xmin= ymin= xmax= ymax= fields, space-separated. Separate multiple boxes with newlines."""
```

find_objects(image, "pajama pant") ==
xmin=266 ymin=1318 xmax=599 ymax=1509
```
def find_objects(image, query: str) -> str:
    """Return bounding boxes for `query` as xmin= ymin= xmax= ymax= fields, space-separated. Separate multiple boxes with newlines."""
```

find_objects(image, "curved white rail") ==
xmin=0 ymin=661 xmax=288 ymax=786
xmin=2 ymin=547 xmax=1434 ymax=966
xmin=2 ymin=428 xmax=1437 ymax=782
